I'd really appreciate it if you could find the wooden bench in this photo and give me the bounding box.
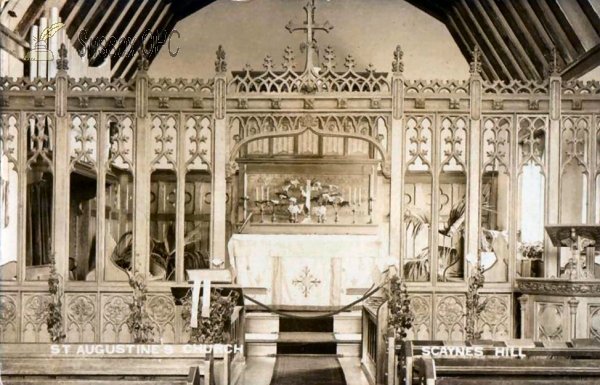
[0,343,244,385]
[397,340,600,385]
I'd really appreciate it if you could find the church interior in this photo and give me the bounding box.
[1,0,600,384]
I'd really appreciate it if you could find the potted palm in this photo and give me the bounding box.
[403,197,466,282]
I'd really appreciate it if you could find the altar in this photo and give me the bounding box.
[228,234,383,308]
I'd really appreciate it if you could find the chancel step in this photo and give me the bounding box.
[245,311,361,357]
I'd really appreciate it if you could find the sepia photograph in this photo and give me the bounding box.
[1,0,600,384]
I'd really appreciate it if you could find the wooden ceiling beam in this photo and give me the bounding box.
[515,0,568,73]
[15,0,45,37]
[498,0,547,74]
[561,43,600,80]
[110,0,163,73]
[480,0,542,81]
[124,14,177,80]
[576,0,600,37]
[454,1,512,80]
[72,0,121,54]
[530,0,578,63]
[87,0,133,65]
[449,10,498,80]
[446,16,492,81]
[69,0,106,51]
[94,0,156,65]
[63,1,90,37]
[546,0,587,54]
[470,0,529,81]
[114,3,172,79]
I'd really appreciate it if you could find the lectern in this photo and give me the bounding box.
[516,225,600,342]
[545,224,600,279]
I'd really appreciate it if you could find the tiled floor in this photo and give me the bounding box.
[242,356,370,385]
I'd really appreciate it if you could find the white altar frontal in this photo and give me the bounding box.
[228,234,384,308]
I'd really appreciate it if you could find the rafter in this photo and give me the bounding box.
[69,0,106,52]
[561,43,600,80]
[115,3,172,79]
[93,0,148,68]
[546,0,586,54]
[575,0,600,37]
[446,16,492,81]
[111,0,163,74]
[454,1,512,80]
[15,0,45,37]
[87,0,137,66]
[72,0,121,54]
[470,0,528,81]
[448,11,497,80]
[498,0,547,73]
[515,0,568,73]
[482,0,541,80]
[530,0,578,63]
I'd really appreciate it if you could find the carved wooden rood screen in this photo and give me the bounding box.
[1,1,600,345]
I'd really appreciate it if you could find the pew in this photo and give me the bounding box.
[0,343,240,385]
[396,339,600,385]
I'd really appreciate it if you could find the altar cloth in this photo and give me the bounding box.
[228,234,383,307]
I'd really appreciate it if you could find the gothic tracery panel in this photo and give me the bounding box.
[560,115,590,224]
[589,305,600,341]
[406,294,432,340]
[536,302,564,341]
[1,113,19,280]
[22,294,51,342]
[0,294,19,342]
[146,294,176,343]
[480,116,512,283]
[478,294,510,340]
[101,294,132,342]
[65,294,97,342]
[435,294,465,340]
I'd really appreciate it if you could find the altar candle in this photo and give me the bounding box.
[261,186,264,201]
[354,188,358,205]
[256,187,259,201]
[359,188,362,205]
[267,186,270,199]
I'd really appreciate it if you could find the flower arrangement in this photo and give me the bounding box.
[519,241,544,259]
[47,253,65,343]
[465,265,488,340]
[384,274,414,341]
[182,289,240,343]
[126,271,156,343]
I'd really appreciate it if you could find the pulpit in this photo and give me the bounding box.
[517,225,600,342]
[228,234,383,309]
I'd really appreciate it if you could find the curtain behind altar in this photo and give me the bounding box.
[229,234,383,307]
[26,175,53,266]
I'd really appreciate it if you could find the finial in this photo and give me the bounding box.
[137,46,149,72]
[215,45,227,73]
[56,43,68,71]
[469,45,482,75]
[392,45,404,74]
[546,46,561,77]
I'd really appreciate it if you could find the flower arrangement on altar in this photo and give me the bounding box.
[518,241,544,260]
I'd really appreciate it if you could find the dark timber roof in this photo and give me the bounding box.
[8,0,600,81]
[406,0,600,81]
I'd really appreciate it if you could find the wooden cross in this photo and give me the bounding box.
[285,0,333,72]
